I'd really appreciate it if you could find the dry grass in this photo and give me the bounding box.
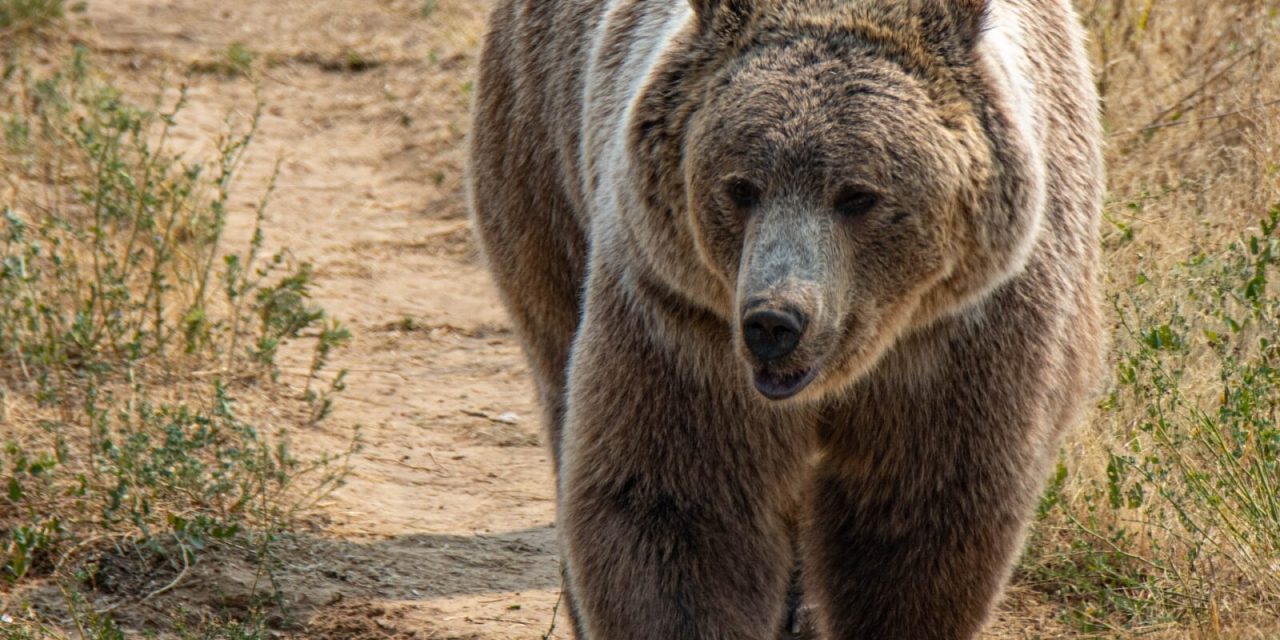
[1017,1,1280,637]
[1085,0,1280,265]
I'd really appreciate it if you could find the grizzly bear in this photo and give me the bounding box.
[467,0,1103,638]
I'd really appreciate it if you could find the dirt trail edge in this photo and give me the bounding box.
[85,1,1059,638]
[89,1,558,638]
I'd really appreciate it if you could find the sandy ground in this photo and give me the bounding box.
[80,1,1069,638]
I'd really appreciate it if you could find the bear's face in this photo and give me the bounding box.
[685,40,979,402]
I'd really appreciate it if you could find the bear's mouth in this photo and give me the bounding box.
[753,366,817,401]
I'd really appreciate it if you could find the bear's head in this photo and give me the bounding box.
[631,0,1044,402]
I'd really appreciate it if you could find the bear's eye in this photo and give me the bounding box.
[725,178,762,210]
[833,188,880,218]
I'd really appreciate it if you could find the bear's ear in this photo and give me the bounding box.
[689,0,753,31]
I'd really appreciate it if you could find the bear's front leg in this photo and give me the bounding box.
[804,336,1058,640]
[804,463,1030,640]
[559,268,812,639]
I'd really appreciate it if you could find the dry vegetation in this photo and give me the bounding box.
[2,1,355,637]
[0,0,1277,638]
[1023,0,1280,636]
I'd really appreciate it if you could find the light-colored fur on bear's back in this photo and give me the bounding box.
[580,1,692,209]
[972,0,1050,291]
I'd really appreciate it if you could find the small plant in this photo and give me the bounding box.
[223,42,257,76]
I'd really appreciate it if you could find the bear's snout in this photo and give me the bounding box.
[742,307,807,363]
[739,301,819,401]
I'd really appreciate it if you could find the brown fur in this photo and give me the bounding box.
[468,0,1103,638]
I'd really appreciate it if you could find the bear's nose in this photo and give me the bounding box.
[742,308,806,363]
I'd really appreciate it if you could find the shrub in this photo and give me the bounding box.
[0,8,354,634]
[1028,207,1280,634]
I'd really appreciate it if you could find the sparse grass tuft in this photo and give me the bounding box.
[0,0,80,42]
[190,42,259,78]
[419,0,439,20]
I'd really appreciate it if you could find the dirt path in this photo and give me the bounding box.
[88,1,562,637]
[83,2,1065,638]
